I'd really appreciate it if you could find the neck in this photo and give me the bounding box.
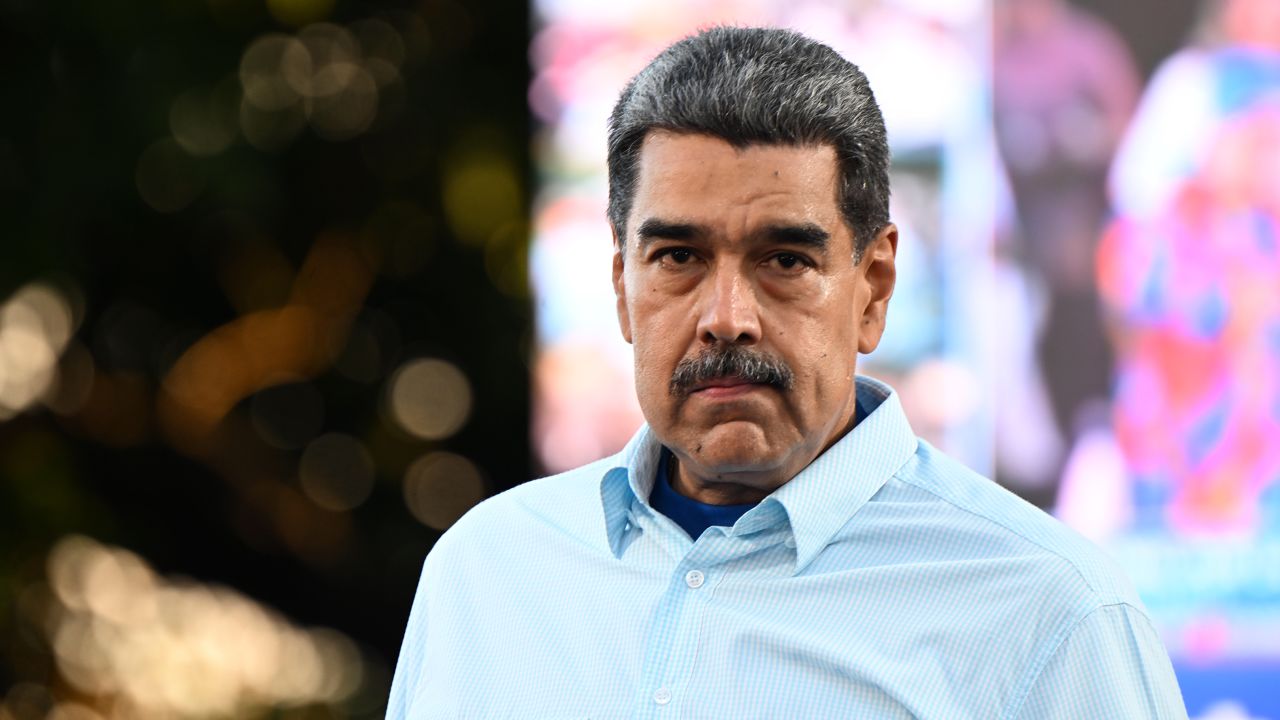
[669,457,779,505]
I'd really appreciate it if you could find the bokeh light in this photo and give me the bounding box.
[403,451,486,530]
[0,282,80,419]
[159,233,374,453]
[240,35,312,112]
[443,148,523,246]
[309,62,380,140]
[385,358,472,441]
[169,80,240,157]
[236,19,405,150]
[299,432,376,511]
[41,535,366,716]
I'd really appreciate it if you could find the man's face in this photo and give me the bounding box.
[613,131,897,501]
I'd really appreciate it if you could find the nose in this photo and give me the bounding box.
[695,263,761,345]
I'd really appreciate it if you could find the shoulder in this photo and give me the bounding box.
[427,455,620,565]
[889,440,1143,610]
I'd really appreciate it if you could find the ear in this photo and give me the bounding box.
[612,227,633,344]
[856,223,898,354]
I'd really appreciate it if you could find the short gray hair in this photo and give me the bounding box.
[606,26,891,255]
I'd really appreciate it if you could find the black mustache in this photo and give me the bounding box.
[669,345,795,396]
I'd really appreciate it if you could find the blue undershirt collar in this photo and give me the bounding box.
[648,448,757,541]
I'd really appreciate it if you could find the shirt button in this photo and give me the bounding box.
[784,536,796,549]
[654,687,672,705]
[685,570,705,588]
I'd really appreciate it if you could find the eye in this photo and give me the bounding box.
[767,252,810,272]
[655,247,696,266]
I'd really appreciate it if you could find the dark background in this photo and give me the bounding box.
[0,0,529,713]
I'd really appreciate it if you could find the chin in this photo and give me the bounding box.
[680,421,789,474]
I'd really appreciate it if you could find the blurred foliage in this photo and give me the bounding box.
[0,0,530,714]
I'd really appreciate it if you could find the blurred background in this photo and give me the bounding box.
[1,0,1277,718]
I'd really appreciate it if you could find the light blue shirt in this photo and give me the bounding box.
[386,376,1186,719]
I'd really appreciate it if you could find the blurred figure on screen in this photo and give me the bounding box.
[1111,0,1280,220]
[1100,0,1280,536]
[993,0,1141,488]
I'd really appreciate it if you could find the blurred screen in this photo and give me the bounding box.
[529,0,1280,716]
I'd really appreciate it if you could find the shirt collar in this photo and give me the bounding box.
[599,375,919,573]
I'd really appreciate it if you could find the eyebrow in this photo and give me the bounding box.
[760,223,830,249]
[634,218,831,251]
[635,218,701,247]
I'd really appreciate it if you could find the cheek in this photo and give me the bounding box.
[630,282,692,342]
[781,308,860,396]
[629,303,689,396]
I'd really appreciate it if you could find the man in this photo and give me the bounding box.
[387,27,1186,719]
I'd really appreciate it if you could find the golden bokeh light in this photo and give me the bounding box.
[298,432,376,511]
[41,535,366,717]
[385,358,472,441]
[81,547,158,627]
[0,323,56,417]
[159,233,374,455]
[403,451,486,530]
[443,151,523,246]
[47,534,97,611]
[296,23,360,79]
[310,62,379,140]
[4,283,76,351]
[0,282,82,418]
[169,80,240,156]
[239,34,311,112]
[237,21,403,150]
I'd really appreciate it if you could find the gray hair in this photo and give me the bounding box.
[606,26,891,256]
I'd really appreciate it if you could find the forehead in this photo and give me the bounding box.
[629,131,843,230]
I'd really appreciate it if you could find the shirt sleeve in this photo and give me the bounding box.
[384,556,432,720]
[1011,603,1188,720]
